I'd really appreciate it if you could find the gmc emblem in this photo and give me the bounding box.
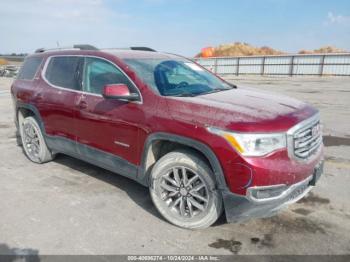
[312,123,321,137]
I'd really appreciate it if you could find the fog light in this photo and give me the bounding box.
[250,185,287,200]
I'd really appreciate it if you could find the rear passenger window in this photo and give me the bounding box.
[45,56,81,90]
[18,57,43,80]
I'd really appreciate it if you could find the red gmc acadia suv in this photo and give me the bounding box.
[11,45,324,229]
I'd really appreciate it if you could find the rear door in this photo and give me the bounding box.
[39,56,83,153]
[74,56,143,176]
[13,56,44,125]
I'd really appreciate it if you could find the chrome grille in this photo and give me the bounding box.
[288,114,323,160]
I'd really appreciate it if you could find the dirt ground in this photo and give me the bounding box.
[0,76,349,256]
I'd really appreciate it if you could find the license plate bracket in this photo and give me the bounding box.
[309,161,324,186]
[287,183,309,202]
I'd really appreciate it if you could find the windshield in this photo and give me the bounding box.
[123,58,233,97]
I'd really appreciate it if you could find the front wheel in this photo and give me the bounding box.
[150,150,223,229]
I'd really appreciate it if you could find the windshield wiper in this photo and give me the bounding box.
[167,87,231,97]
[198,88,231,96]
[171,92,196,97]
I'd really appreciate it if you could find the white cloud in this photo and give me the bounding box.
[326,12,350,26]
[0,0,122,24]
[0,0,131,53]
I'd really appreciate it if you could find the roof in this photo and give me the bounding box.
[28,48,182,61]
[29,44,186,60]
[102,49,181,60]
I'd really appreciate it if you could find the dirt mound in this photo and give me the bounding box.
[299,46,348,54]
[0,58,8,65]
[197,43,349,57]
[197,42,285,57]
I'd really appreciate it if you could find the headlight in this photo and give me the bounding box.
[208,127,286,157]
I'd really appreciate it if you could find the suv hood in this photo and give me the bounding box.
[166,87,318,132]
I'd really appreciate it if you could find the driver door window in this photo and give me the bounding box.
[83,57,133,95]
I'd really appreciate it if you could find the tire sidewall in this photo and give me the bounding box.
[150,151,223,229]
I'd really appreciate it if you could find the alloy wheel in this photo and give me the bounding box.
[22,122,41,160]
[159,167,209,218]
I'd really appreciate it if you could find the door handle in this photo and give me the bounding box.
[77,100,88,109]
[35,93,43,101]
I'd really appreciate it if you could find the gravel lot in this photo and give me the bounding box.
[0,76,349,256]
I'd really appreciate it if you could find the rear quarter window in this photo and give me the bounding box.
[44,56,81,90]
[17,57,43,80]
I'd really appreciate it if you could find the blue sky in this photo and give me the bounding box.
[0,0,349,56]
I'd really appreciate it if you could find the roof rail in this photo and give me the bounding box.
[35,44,98,53]
[130,47,156,52]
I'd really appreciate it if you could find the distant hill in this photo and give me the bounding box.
[197,42,349,57]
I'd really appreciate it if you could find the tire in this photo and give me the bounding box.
[15,129,22,146]
[150,150,223,229]
[18,114,54,164]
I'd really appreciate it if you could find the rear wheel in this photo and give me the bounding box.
[150,150,223,229]
[18,115,54,164]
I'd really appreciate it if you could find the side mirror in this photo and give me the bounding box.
[102,84,139,101]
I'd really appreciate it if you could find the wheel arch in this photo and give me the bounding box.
[138,132,228,190]
[16,103,46,135]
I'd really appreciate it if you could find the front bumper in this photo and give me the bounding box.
[222,160,323,223]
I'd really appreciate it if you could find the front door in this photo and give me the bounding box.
[75,57,143,178]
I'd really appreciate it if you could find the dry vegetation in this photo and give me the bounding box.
[197,42,349,57]
[0,58,8,65]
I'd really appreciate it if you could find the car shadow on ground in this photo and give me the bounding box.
[0,243,40,262]
[53,154,165,221]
